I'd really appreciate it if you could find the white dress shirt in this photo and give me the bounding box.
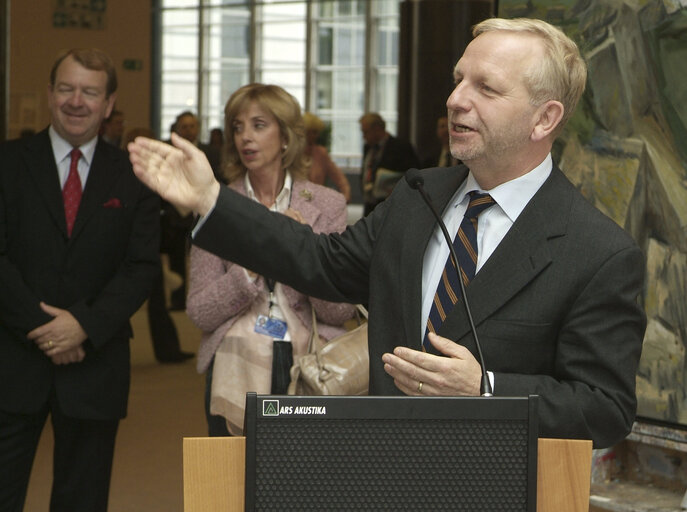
[244,171,294,340]
[49,126,97,189]
[243,171,293,214]
[420,154,553,341]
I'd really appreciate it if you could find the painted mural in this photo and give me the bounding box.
[498,0,687,425]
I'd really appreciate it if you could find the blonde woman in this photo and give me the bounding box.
[186,84,355,435]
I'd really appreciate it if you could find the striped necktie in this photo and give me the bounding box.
[63,148,83,237]
[423,191,495,352]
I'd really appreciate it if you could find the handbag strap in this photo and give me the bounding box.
[308,307,327,366]
[309,306,321,353]
[308,304,368,356]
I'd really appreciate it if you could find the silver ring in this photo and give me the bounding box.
[417,381,423,393]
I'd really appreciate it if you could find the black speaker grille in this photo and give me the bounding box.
[253,418,530,511]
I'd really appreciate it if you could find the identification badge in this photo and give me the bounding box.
[255,315,288,340]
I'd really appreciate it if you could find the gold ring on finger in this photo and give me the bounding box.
[417,381,423,393]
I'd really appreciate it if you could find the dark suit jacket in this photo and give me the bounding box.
[0,129,159,420]
[194,163,646,448]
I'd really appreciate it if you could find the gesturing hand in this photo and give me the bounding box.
[381,332,482,397]
[128,132,221,216]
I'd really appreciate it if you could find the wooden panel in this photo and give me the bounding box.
[184,436,592,511]
[537,438,592,512]
[183,437,245,512]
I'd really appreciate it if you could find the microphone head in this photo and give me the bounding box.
[405,168,424,190]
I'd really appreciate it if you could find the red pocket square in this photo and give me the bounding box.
[103,198,122,208]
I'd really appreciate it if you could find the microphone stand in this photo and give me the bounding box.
[407,170,493,397]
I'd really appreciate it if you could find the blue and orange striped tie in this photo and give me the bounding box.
[423,191,495,352]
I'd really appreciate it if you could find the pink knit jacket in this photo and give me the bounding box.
[187,178,356,373]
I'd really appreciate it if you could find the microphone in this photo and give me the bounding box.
[406,169,493,396]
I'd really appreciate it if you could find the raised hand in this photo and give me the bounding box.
[128,132,221,216]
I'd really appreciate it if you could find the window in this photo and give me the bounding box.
[157,0,399,170]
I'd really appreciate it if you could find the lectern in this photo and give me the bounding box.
[183,394,592,511]
[184,397,592,512]
[244,394,538,511]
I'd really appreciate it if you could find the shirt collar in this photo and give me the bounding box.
[49,125,98,166]
[458,153,553,222]
[244,171,293,213]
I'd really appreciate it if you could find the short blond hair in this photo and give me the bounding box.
[222,83,308,183]
[473,18,587,134]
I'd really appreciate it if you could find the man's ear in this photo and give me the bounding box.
[531,100,564,142]
[105,93,118,119]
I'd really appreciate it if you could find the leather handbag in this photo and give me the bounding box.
[288,305,369,396]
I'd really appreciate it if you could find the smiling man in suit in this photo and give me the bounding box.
[129,18,646,450]
[0,49,159,511]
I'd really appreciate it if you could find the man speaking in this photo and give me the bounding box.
[129,18,646,449]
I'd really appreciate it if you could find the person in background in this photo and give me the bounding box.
[303,112,351,202]
[124,127,194,364]
[359,112,419,215]
[0,48,159,511]
[129,17,647,449]
[166,112,229,311]
[162,112,199,310]
[185,84,355,435]
[101,109,125,148]
[209,127,223,152]
[173,111,223,182]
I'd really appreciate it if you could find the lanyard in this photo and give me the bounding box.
[266,278,278,318]
[262,177,294,318]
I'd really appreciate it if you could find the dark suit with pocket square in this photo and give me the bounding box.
[0,129,159,510]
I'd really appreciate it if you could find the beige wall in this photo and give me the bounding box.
[8,0,151,141]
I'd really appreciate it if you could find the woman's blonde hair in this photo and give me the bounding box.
[473,18,587,135]
[222,83,308,183]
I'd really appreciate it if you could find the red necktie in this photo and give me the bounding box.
[63,148,83,237]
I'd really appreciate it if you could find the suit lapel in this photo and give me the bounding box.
[438,168,571,345]
[399,166,469,349]
[22,131,69,236]
[70,140,121,240]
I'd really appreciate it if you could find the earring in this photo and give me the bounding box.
[282,144,288,151]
